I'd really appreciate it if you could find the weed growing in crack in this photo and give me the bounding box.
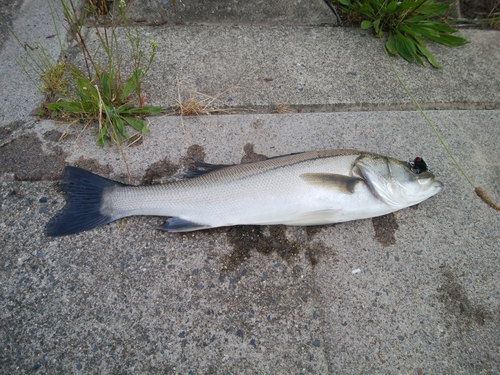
[47,0,162,146]
[332,0,468,68]
[6,0,162,146]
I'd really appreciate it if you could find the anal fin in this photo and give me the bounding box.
[159,217,212,232]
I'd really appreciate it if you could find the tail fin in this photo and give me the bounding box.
[45,166,124,237]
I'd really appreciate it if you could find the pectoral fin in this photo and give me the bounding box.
[301,173,361,194]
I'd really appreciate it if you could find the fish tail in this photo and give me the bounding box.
[45,166,124,237]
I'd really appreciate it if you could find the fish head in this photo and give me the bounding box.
[354,153,444,209]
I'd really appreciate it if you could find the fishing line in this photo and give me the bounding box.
[384,46,499,211]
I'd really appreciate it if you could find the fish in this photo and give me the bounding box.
[45,149,443,237]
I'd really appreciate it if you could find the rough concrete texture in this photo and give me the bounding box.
[0,0,72,128]
[72,26,500,110]
[1,111,499,374]
[119,0,336,26]
[0,0,24,50]
[1,0,500,374]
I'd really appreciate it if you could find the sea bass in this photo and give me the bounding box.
[45,150,443,237]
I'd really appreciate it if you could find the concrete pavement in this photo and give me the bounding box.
[1,0,499,374]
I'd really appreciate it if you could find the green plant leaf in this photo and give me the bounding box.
[386,32,398,55]
[416,43,441,68]
[113,115,127,139]
[124,106,163,115]
[386,0,397,13]
[395,31,414,63]
[338,0,351,6]
[394,0,426,12]
[121,71,139,101]
[414,52,424,66]
[100,71,110,101]
[434,34,469,47]
[97,126,107,147]
[373,18,381,35]
[400,34,417,57]
[122,116,148,133]
[361,20,373,29]
[412,25,468,47]
[417,3,449,17]
[416,22,457,34]
[359,3,375,16]
[45,101,83,113]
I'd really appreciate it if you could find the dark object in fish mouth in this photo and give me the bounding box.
[407,157,427,174]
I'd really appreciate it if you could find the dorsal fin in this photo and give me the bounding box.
[184,162,235,179]
[266,151,305,160]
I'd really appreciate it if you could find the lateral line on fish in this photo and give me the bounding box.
[211,150,361,183]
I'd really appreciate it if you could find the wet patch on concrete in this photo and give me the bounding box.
[307,241,329,268]
[241,143,268,164]
[74,157,114,177]
[181,144,206,167]
[141,157,181,185]
[305,225,327,239]
[141,144,206,184]
[437,267,490,326]
[0,133,67,180]
[305,225,334,267]
[223,225,335,272]
[42,129,64,142]
[223,226,300,272]
[372,213,399,247]
[251,119,265,129]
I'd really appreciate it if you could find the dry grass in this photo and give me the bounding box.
[272,104,294,114]
[176,89,232,116]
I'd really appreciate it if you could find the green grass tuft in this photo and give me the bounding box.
[333,0,468,68]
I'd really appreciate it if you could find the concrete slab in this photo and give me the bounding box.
[0,0,23,50]
[1,0,499,373]
[69,26,500,110]
[119,0,337,26]
[1,110,499,373]
[0,0,70,128]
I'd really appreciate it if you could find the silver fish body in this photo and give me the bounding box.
[45,150,443,236]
